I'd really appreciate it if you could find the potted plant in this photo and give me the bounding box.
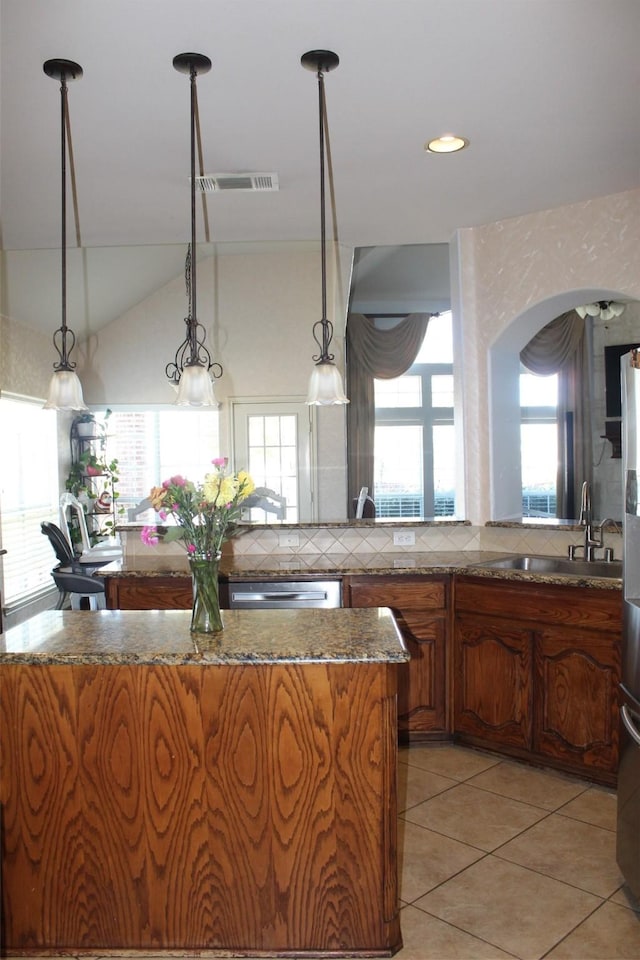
[65,451,121,545]
[74,412,100,439]
[73,408,113,439]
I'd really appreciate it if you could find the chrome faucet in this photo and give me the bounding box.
[569,481,615,561]
[579,479,591,527]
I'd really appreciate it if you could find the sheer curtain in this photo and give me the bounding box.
[345,312,431,515]
[520,310,591,518]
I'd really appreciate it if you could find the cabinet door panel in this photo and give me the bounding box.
[455,616,532,749]
[397,617,446,734]
[346,576,448,735]
[534,627,619,772]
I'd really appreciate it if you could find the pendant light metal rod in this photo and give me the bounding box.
[43,58,83,373]
[168,52,222,399]
[189,60,198,364]
[60,73,69,364]
[317,62,328,340]
[301,50,339,365]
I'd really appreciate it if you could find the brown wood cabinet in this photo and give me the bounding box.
[454,576,622,784]
[344,575,450,739]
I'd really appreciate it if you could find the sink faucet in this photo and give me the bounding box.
[568,481,615,561]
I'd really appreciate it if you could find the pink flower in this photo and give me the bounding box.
[170,475,187,486]
[158,510,168,521]
[141,525,159,546]
[211,457,228,468]
[186,543,196,553]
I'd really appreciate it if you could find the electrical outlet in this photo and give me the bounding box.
[393,531,415,547]
[279,533,300,548]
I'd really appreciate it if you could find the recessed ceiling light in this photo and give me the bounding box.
[425,134,469,154]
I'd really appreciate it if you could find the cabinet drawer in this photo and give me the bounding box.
[347,576,446,611]
[106,575,192,610]
[455,577,621,632]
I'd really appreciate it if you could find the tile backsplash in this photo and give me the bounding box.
[121,522,623,562]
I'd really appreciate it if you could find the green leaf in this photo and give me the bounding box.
[163,527,185,543]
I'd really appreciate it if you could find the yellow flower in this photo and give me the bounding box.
[149,485,168,510]
[203,473,237,507]
[237,470,255,499]
[218,476,238,505]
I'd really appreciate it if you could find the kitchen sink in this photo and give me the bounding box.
[477,555,622,579]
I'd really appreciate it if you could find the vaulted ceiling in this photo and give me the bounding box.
[2,0,639,332]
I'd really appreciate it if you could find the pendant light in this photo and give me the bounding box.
[576,301,626,322]
[42,58,88,411]
[301,50,349,406]
[167,52,222,407]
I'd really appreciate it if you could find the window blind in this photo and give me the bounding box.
[0,396,60,608]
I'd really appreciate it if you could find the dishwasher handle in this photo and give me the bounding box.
[232,590,330,604]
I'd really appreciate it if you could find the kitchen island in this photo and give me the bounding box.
[0,608,408,957]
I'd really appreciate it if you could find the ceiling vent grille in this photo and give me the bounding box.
[195,173,279,193]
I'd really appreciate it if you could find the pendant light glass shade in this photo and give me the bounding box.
[43,369,87,411]
[307,361,348,406]
[175,362,218,407]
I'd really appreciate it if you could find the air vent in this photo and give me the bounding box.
[195,173,279,193]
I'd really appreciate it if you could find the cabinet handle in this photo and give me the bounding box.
[621,703,640,747]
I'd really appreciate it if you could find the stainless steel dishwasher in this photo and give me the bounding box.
[227,579,342,609]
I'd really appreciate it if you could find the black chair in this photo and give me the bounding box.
[41,522,106,610]
[41,521,78,567]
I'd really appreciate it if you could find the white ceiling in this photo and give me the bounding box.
[2,0,640,332]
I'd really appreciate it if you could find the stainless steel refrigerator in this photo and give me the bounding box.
[617,349,640,897]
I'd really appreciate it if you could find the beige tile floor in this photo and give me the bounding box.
[6,745,640,960]
[396,743,640,959]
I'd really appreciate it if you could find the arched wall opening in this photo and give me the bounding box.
[488,288,633,521]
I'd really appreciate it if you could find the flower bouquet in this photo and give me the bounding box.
[141,458,255,633]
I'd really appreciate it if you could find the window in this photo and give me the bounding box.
[0,396,60,608]
[231,399,315,522]
[247,413,299,520]
[93,407,220,522]
[520,370,558,517]
[373,312,455,518]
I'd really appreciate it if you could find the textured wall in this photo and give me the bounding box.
[0,315,53,398]
[455,188,640,523]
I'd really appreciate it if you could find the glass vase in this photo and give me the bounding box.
[188,551,223,634]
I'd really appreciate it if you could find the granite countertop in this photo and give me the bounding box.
[98,549,488,578]
[0,608,409,666]
[97,550,623,591]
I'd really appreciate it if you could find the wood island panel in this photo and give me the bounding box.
[0,609,406,956]
[0,658,401,955]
